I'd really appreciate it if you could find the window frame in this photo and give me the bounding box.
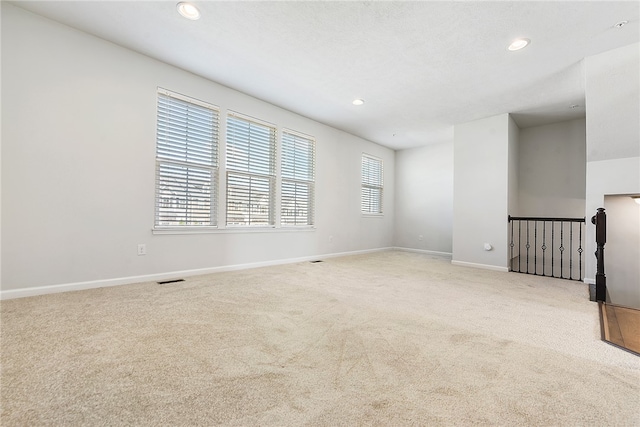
[225,112,277,228]
[361,153,384,215]
[154,88,220,230]
[280,129,316,227]
[152,89,320,235]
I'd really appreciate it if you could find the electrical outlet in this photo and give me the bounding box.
[418,235,423,241]
[137,244,146,256]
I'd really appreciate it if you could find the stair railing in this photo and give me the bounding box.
[508,216,586,281]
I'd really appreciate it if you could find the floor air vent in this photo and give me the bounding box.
[310,260,324,263]
[157,279,185,285]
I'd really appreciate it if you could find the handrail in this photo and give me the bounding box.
[508,216,586,222]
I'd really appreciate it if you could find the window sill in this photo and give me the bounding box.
[152,226,316,235]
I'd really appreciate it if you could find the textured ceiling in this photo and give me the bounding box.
[9,1,640,150]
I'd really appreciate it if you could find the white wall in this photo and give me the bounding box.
[0,4,395,296]
[586,44,640,164]
[0,3,3,294]
[603,195,640,308]
[508,116,519,218]
[452,113,512,270]
[394,142,453,253]
[518,119,586,217]
[584,43,640,296]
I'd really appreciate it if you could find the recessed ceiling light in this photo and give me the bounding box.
[508,38,530,51]
[614,20,629,29]
[352,99,365,106]
[177,2,200,20]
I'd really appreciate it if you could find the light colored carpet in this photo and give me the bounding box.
[1,250,639,426]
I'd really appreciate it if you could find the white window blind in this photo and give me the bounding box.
[226,114,276,226]
[281,131,315,226]
[361,154,383,214]
[155,89,219,227]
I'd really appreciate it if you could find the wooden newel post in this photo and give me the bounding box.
[591,208,606,302]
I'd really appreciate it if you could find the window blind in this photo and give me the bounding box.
[361,154,383,214]
[155,90,219,227]
[226,114,276,226]
[281,131,315,226]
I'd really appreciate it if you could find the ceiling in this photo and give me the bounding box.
[9,1,640,150]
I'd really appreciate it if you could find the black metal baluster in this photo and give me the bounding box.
[526,220,530,274]
[542,221,547,276]
[551,221,555,277]
[559,221,565,279]
[518,220,522,273]
[569,222,574,280]
[578,221,584,281]
[509,216,514,272]
[533,220,537,275]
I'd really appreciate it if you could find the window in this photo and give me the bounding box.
[155,89,219,227]
[361,154,383,214]
[281,131,315,226]
[226,113,276,226]
[154,89,316,232]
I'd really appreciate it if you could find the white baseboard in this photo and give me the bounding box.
[583,277,595,285]
[0,247,394,300]
[393,247,452,257]
[451,260,509,272]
